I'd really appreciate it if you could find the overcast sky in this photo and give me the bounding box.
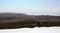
[0,0,60,15]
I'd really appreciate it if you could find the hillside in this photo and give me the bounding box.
[0,13,60,29]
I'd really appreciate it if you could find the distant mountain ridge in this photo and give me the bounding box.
[0,13,60,22]
[0,13,28,19]
[0,13,27,16]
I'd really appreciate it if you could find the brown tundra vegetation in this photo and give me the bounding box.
[0,13,60,29]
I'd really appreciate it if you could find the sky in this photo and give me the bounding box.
[0,0,60,15]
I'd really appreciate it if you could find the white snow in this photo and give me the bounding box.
[0,27,60,33]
